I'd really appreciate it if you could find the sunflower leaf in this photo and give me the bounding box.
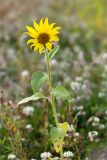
[17,92,45,106]
[51,86,71,101]
[31,71,47,93]
[50,127,65,153]
[48,45,59,60]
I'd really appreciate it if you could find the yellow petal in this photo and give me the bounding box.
[50,36,59,42]
[49,23,56,29]
[34,46,38,51]
[51,31,60,35]
[34,43,42,51]
[30,44,35,49]
[39,18,44,27]
[26,25,37,36]
[33,20,39,31]
[25,32,37,38]
[27,39,37,44]
[44,17,49,26]
[39,45,44,54]
[51,27,61,34]
[53,27,61,30]
[46,42,52,51]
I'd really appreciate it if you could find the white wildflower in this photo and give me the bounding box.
[70,81,81,92]
[99,124,105,130]
[26,124,33,131]
[73,132,80,138]
[88,131,98,137]
[63,151,74,158]
[88,131,98,142]
[22,106,34,116]
[68,124,74,132]
[20,70,30,81]
[8,153,17,160]
[40,152,52,160]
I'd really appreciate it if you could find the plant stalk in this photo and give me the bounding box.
[45,51,64,159]
[45,52,59,127]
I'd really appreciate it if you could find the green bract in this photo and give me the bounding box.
[48,45,59,60]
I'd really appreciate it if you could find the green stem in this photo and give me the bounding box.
[45,52,58,127]
[45,51,63,159]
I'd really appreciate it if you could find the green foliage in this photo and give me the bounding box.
[50,127,65,153]
[52,86,71,101]
[31,71,47,93]
[48,46,59,60]
[1,1,107,159]
[18,93,45,105]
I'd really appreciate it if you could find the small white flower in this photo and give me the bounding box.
[68,124,74,132]
[8,153,17,160]
[93,117,100,123]
[40,152,52,159]
[99,124,105,130]
[20,70,30,81]
[21,70,29,77]
[21,138,25,142]
[88,131,98,138]
[70,81,81,92]
[78,111,86,116]
[63,151,74,158]
[73,105,83,111]
[92,122,99,127]
[73,132,80,138]
[88,116,100,124]
[26,124,33,131]
[88,131,98,142]
[22,106,34,116]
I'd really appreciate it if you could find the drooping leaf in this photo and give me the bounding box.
[50,127,65,153]
[31,71,47,93]
[18,93,45,106]
[58,122,69,133]
[48,45,59,60]
[52,86,71,101]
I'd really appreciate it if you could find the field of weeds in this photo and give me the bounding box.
[0,0,107,160]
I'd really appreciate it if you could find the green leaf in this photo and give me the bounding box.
[17,93,45,106]
[50,127,65,153]
[31,71,47,93]
[52,86,71,101]
[48,45,59,60]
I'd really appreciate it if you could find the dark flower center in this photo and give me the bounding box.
[38,33,49,45]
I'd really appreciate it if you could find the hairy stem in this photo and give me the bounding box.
[45,51,63,159]
[45,52,59,127]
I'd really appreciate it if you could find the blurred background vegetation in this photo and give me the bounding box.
[0,0,107,159]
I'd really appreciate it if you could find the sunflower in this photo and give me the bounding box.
[25,18,61,54]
